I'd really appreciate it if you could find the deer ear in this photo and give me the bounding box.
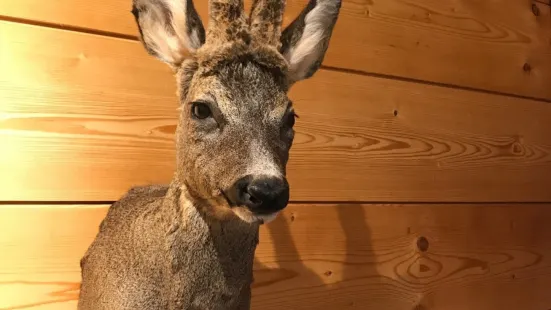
[132,0,205,67]
[280,0,341,83]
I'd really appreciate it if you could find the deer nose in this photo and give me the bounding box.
[231,176,289,213]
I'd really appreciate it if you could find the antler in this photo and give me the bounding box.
[206,0,250,44]
[249,0,286,47]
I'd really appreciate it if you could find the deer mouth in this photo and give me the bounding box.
[221,189,234,207]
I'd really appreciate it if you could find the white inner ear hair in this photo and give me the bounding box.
[140,0,202,65]
[166,0,202,52]
[284,2,339,79]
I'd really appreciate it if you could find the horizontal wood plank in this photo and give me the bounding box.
[2,21,551,202]
[1,203,551,309]
[1,0,550,100]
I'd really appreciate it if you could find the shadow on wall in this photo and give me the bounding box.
[251,204,393,309]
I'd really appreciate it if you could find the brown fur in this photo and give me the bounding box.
[78,0,341,309]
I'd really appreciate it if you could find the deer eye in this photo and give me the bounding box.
[285,111,298,128]
[191,102,212,119]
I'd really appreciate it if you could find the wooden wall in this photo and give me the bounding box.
[1,0,550,309]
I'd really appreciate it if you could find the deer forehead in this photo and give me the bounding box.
[184,64,290,124]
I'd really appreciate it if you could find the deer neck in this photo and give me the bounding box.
[163,180,259,291]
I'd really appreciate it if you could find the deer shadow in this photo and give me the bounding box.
[251,204,388,309]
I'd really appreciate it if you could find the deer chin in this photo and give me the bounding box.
[232,207,280,224]
[254,212,280,224]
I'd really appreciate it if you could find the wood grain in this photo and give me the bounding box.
[2,21,551,202]
[1,204,551,309]
[1,0,550,100]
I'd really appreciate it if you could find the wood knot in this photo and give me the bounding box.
[417,236,429,252]
[393,109,399,117]
[523,63,532,72]
[155,124,177,135]
[512,142,523,154]
[290,213,296,222]
[532,3,540,16]
[324,270,333,277]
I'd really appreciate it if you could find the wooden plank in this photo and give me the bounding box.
[2,21,551,202]
[1,203,551,309]
[1,0,550,100]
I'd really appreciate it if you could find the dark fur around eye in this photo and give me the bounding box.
[191,102,212,120]
[285,112,298,127]
[280,111,297,142]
